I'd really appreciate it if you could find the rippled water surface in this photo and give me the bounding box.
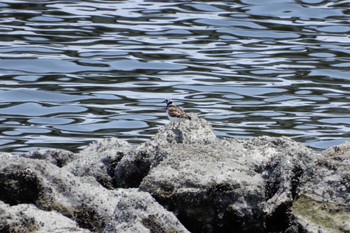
[1,0,350,153]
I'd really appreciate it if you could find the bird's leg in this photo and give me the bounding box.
[176,119,182,129]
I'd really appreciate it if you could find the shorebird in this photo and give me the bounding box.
[162,99,191,122]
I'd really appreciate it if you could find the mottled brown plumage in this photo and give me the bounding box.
[163,99,191,122]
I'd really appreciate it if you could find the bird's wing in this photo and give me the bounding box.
[168,106,191,119]
[168,106,184,118]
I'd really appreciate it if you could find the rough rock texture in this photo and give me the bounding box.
[0,157,120,232]
[150,113,217,145]
[0,201,90,233]
[0,115,349,233]
[114,114,216,188]
[112,115,318,232]
[138,136,316,233]
[0,201,37,233]
[64,138,133,189]
[23,149,77,167]
[103,189,190,233]
[290,142,350,233]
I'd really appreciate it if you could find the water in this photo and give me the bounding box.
[1,0,350,153]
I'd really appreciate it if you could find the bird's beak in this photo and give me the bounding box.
[162,100,166,103]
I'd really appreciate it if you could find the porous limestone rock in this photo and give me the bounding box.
[290,142,350,233]
[114,113,216,189]
[114,115,317,232]
[138,136,316,232]
[151,113,217,145]
[0,157,120,232]
[0,201,90,233]
[23,149,77,167]
[64,138,133,188]
[103,189,189,233]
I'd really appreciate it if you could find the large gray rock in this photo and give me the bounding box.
[103,189,189,233]
[23,149,77,167]
[112,116,317,232]
[0,157,120,232]
[291,142,350,233]
[138,136,316,233]
[0,201,36,233]
[249,136,317,232]
[114,114,216,189]
[0,201,90,233]
[151,113,217,145]
[0,150,190,233]
[64,138,133,188]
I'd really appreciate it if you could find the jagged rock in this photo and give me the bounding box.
[0,157,120,232]
[138,135,316,233]
[113,150,151,188]
[290,142,350,233]
[103,189,189,233]
[64,138,132,188]
[114,114,216,188]
[23,149,77,167]
[0,152,21,160]
[0,201,90,233]
[151,113,216,145]
[139,141,264,232]
[0,201,36,233]
[250,137,317,232]
[112,115,317,232]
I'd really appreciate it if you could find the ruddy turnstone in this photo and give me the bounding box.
[163,99,191,122]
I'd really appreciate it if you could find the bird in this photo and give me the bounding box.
[162,99,191,122]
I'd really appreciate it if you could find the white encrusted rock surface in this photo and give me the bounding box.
[64,138,133,188]
[103,189,190,233]
[0,201,90,233]
[290,142,350,233]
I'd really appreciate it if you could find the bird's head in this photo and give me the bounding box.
[162,99,173,106]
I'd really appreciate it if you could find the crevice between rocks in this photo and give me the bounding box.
[0,169,41,206]
[263,161,306,233]
[114,151,152,188]
[142,214,169,233]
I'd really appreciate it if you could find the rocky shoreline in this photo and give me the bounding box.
[0,114,349,233]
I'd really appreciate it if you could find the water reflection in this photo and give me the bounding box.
[0,0,350,152]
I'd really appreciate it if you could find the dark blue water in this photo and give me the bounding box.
[1,0,350,152]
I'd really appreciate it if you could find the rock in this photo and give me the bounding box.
[0,152,22,160]
[250,137,317,232]
[290,142,350,233]
[138,136,316,233]
[0,157,120,232]
[23,149,77,167]
[0,201,90,233]
[114,114,216,188]
[113,115,318,232]
[140,141,264,232]
[103,189,189,233]
[64,138,132,189]
[113,150,151,189]
[151,113,217,145]
[0,201,36,233]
